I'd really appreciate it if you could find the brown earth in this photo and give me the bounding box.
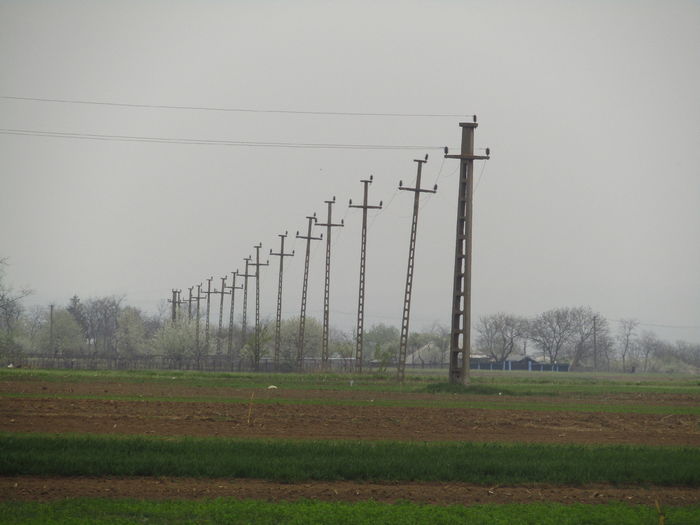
[2,379,699,505]
[2,476,699,506]
[2,379,699,406]
[2,395,699,446]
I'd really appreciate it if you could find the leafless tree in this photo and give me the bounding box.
[616,318,639,372]
[476,313,526,361]
[527,307,576,364]
[568,307,598,370]
[0,258,32,351]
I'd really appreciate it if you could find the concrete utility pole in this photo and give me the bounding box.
[396,155,437,382]
[167,289,180,325]
[444,119,490,384]
[249,243,269,370]
[239,257,254,351]
[187,286,194,321]
[211,276,231,355]
[176,290,188,322]
[315,197,344,368]
[193,284,206,368]
[202,277,214,353]
[349,176,382,373]
[296,213,322,370]
[225,271,243,364]
[270,232,294,370]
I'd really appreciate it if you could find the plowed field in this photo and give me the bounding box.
[2,374,699,505]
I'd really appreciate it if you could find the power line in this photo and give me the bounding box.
[1,95,473,118]
[0,128,448,151]
[607,318,700,330]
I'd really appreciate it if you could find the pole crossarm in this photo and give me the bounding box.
[296,213,322,370]
[444,120,490,385]
[349,176,382,373]
[270,232,295,370]
[315,197,344,367]
[397,154,436,382]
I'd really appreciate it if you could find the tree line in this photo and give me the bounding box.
[1,259,698,373]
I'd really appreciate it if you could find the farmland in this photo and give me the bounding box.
[1,369,699,523]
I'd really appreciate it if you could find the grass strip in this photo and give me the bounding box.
[3,368,699,395]
[1,499,699,525]
[2,433,699,486]
[3,391,699,415]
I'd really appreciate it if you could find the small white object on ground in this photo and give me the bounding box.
[267,385,278,390]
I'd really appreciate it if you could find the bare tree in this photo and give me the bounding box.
[84,296,124,355]
[616,318,639,372]
[638,330,663,373]
[527,307,576,364]
[0,258,32,352]
[476,313,526,361]
[568,307,598,370]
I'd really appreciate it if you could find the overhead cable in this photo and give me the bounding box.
[0,128,447,151]
[1,95,472,118]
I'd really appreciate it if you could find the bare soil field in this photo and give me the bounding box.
[2,376,699,505]
[2,390,699,446]
[2,476,699,506]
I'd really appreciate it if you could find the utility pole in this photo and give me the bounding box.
[270,232,294,370]
[167,289,179,325]
[250,243,269,370]
[202,277,214,353]
[296,213,322,370]
[193,284,206,368]
[176,290,188,322]
[187,286,194,321]
[210,276,231,355]
[444,119,490,384]
[315,197,344,368]
[225,271,243,365]
[349,176,382,373]
[239,257,254,351]
[49,304,55,356]
[397,155,437,382]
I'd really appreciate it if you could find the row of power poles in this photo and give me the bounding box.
[168,122,489,383]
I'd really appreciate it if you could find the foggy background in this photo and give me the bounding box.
[1,0,699,343]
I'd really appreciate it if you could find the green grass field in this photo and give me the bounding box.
[2,499,699,525]
[2,432,698,485]
[2,368,699,524]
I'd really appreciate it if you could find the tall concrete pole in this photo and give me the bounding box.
[315,197,344,368]
[444,120,489,384]
[396,155,437,381]
[296,214,322,370]
[270,232,294,370]
[349,176,382,373]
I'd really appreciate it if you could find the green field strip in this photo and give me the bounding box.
[2,433,699,486]
[3,369,699,396]
[1,499,699,525]
[3,391,699,415]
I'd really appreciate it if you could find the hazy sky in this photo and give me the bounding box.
[1,0,699,343]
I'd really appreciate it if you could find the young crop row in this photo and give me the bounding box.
[2,433,699,486]
[2,498,699,525]
[3,390,698,415]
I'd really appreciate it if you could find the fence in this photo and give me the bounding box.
[3,352,569,374]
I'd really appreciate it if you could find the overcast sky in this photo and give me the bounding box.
[1,0,699,343]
